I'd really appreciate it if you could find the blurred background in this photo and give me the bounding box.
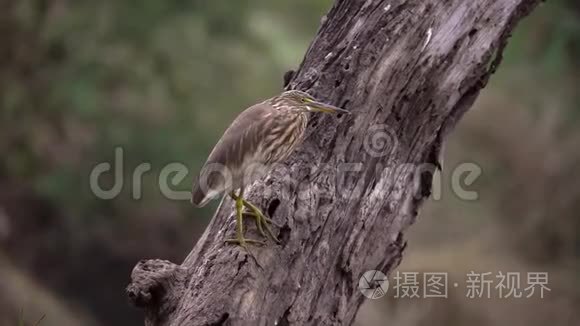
[0,0,578,325]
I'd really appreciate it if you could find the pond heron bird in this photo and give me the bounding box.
[191,90,349,247]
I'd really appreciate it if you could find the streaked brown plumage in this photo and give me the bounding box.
[191,89,348,246]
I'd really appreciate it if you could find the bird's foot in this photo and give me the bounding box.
[224,192,262,248]
[224,192,278,248]
[241,200,280,244]
[228,192,280,244]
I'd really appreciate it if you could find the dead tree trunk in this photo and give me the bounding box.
[127,0,540,325]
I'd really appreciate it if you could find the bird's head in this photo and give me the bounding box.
[273,90,350,114]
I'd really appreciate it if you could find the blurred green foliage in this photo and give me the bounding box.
[1,0,332,221]
[499,0,580,122]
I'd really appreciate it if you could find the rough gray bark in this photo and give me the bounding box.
[126,0,541,325]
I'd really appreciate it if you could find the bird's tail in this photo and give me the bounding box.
[192,179,224,207]
[191,181,210,207]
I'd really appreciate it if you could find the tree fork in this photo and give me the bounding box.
[127,0,542,325]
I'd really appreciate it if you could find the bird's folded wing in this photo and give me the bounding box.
[191,102,274,207]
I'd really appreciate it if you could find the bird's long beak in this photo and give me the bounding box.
[308,100,350,114]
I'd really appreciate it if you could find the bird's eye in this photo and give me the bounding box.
[301,98,308,103]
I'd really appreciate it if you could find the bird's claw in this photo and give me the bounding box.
[226,192,280,247]
[242,212,281,228]
[241,201,280,244]
[242,211,280,244]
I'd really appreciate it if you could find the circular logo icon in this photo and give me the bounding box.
[363,124,398,158]
[359,270,389,299]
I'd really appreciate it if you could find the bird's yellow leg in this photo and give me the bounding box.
[241,199,280,244]
[225,189,264,247]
